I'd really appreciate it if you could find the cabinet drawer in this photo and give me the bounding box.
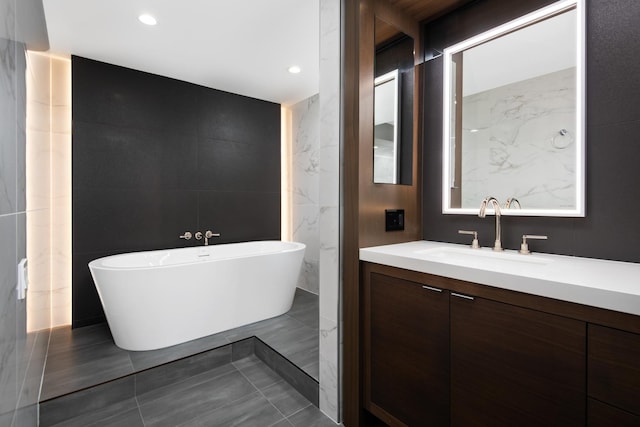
[588,324,640,415]
[588,398,640,427]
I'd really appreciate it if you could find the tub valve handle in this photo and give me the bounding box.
[204,230,220,246]
[179,232,192,240]
[194,231,203,240]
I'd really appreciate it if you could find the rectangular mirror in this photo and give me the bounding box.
[374,69,400,184]
[374,16,414,185]
[442,0,585,216]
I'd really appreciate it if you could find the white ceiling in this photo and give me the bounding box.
[42,0,319,106]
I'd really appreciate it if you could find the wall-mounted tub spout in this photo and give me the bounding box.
[194,230,221,245]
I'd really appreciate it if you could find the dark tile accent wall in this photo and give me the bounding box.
[421,0,640,263]
[72,56,281,327]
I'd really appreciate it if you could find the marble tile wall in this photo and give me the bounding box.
[0,1,51,423]
[318,0,341,422]
[25,52,72,331]
[49,56,72,327]
[25,51,51,333]
[291,94,320,295]
[460,67,577,209]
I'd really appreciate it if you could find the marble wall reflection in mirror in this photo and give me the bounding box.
[374,17,414,185]
[442,0,585,216]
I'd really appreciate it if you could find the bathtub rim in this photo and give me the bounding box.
[88,240,306,272]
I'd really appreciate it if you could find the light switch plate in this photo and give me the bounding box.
[385,209,405,231]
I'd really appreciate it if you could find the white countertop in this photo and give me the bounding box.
[360,240,640,316]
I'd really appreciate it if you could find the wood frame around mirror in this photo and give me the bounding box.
[442,0,586,217]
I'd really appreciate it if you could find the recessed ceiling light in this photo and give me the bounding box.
[288,65,301,74]
[138,14,157,26]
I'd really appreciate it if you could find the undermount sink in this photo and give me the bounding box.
[416,245,552,268]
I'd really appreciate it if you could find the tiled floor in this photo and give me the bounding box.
[40,289,335,426]
[44,354,335,427]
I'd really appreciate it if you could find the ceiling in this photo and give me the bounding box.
[42,0,319,106]
[42,0,474,106]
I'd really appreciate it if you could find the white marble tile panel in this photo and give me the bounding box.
[319,208,339,324]
[291,93,321,296]
[25,130,50,212]
[25,52,50,105]
[292,95,320,207]
[460,68,577,209]
[50,286,71,327]
[51,57,72,134]
[293,205,320,294]
[318,0,341,421]
[319,316,339,421]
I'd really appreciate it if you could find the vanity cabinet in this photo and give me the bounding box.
[363,270,450,426]
[450,294,585,427]
[362,261,640,427]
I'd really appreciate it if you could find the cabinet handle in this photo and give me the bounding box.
[422,285,443,293]
[451,292,474,300]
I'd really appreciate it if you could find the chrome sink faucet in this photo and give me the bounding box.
[479,196,503,251]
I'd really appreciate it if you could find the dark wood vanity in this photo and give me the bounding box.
[362,261,640,427]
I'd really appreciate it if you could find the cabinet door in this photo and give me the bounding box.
[364,272,450,426]
[588,324,640,416]
[588,398,640,427]
[450,294,586,427]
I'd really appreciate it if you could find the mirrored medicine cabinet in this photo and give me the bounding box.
[373,16,414,185]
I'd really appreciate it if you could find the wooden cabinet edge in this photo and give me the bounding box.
[361,261,640,334]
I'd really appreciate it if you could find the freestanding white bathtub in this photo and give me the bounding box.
[89,240,305,351]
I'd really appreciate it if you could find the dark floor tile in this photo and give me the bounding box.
[178,391,284,427]
[286,307,319,330]
[233,355,283,390]
[128,330,230,371]
[40,376,135,427]
[231,338,255,361]
[262,380,312,417]
[84,407,144,427]
[290,289,318,310]
[223,315,306,343]
[301,360,320,380]
[12,403,37,427]
[135,345,232,395]
[255,340,318,407]
[0,411,14,427]
[262,325,319,371]
[46,324,114,356]
[282,339,319,373]
[47,398,140,427]
[269,419,295,427]
[136,363,237,406]
[287,405,338,427]
[288,289,318,317]
[139,370,257,426]
[39,286,320,426]
[44,339,132,374]
[41,344,135,400]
